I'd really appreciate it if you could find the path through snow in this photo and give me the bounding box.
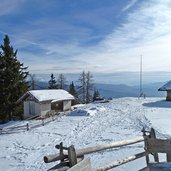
[0,97,171,171]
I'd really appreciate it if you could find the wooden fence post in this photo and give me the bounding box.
[59,142,65,162]
[150,128,159,162]
[52,115,54,121]
[26,123,29,131]
[142,127,150,165]
[42,118,44,126]
[68,145,77,167]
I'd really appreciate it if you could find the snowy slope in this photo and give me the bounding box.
[0,97,171,171]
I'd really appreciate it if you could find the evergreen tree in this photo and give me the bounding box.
[48,73,57,89]
[57,73,66,89]
[0,35,29,123]
[93,89,100,101]
[69,81,78,104]
[69,82,76,96]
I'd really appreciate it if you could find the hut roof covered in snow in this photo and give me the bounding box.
[158,81,171,91]
[18,89,74,103]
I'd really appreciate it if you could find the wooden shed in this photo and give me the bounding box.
[158,81,171,101]
[18,89,74,118]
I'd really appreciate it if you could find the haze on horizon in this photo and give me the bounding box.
[0,0,171,84]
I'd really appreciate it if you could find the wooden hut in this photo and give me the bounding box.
[158,81,171,101]
[18,89,74,118]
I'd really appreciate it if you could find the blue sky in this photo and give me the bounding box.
[0,0,171,84]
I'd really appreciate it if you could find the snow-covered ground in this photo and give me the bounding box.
[1,97,171,171]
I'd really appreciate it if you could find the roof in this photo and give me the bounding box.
[19,89,74,103]
[158,81,171,91]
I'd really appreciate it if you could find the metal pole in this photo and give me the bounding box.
[140,55,142,97]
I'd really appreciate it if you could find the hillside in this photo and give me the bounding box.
[0,97,171,171]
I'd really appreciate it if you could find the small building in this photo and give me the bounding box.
[158,81,171,101]
[18,89,74,118]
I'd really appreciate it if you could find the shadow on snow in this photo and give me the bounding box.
[143,100,171,108]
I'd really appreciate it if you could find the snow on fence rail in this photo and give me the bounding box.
[44,133,146,170]
[96,151,147,171]
[44,137,144,163]
[44,128,171,171]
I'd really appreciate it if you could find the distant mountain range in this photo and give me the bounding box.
[95,82,165,98]
[33,81,165,98]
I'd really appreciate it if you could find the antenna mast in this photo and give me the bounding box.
[140,55,143,97]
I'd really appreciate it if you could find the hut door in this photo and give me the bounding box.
[29,101,35,115]
[51,101,63,112]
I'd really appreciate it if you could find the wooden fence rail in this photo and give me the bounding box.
[0,115,58,134]
[96,151,147,171]
[44,134,147,171]
[44,128,171,171]
[44,136,144,163]
[76,136,144,156]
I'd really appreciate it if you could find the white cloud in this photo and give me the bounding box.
[8,0,171,74]
[80,0,171,73]
[122,0,139,12]
[0,0,25,16]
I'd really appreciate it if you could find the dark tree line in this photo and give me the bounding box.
[0,35,29,123]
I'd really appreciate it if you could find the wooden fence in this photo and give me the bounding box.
[0,114,59,134]
[44,128,171,171]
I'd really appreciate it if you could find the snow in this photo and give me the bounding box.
[20,89,74,102]
[1,97,171,171]
[69,106,106,116]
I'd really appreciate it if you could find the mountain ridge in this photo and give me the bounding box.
[32,81,165,98]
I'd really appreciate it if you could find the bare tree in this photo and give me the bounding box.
[78,71,86,103]
[86,71,94,103]
[57,73,66,89]
[29,74,36,90]
[78,71,94,104]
